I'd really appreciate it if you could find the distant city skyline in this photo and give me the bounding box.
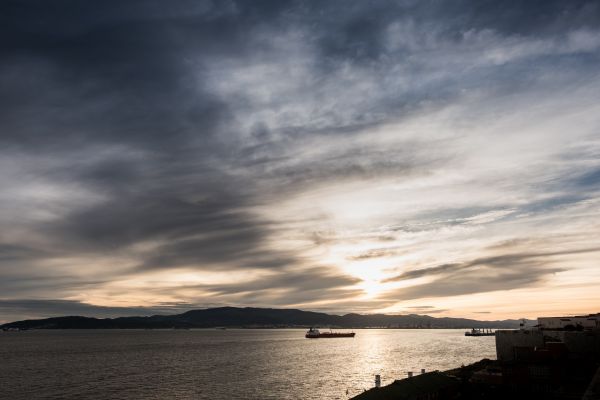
[1,0,600,323]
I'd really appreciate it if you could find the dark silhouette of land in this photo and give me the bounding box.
[0,306,530,330]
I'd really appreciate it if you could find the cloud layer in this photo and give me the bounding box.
[1,0,600,321]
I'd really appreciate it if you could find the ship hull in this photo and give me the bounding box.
[305,332,355,338]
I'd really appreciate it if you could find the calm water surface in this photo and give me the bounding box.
[0,329,495,399]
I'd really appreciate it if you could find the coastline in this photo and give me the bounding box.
[351,319,600,400]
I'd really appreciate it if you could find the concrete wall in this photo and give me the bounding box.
[496,330,545,362]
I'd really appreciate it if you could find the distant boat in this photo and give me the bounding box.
[465,328,495,336]
[305,327,355,338]
[2,327,24,332]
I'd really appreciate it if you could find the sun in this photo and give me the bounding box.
[340,258,391,298]
[359,278,386,298]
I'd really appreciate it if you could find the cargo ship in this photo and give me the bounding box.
[305,327,355,338]
[465,328,495,336]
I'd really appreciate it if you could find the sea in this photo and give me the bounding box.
[0,329,496,399]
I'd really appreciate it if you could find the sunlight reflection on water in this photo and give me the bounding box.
[0,329,496,399]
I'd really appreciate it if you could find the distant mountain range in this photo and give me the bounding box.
[0,307,532,330]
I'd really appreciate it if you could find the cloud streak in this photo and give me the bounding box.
[381,246,600,302]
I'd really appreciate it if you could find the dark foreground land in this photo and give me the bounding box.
[354,358,600,400]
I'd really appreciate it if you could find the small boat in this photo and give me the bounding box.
[465,328,495,336]
[305,327,355,338]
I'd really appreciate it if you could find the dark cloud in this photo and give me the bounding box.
[0,244,50,262]
[1,0,599,318]
[0,276,104,299]
[0,1,280,152]
[301,0,600,63]
[385,263,462,282]
[382,246,600,301]
[458,0,600,36]
[384,247,600,283]
[54,192,264,253]
[4,0,596,150]
[138,232,296,271]
[169,267,363,305]
[393,268,564,301]
[224,267,360,293]
[575,167,600,188]
[414,309,449,314]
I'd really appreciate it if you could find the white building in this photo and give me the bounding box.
[537,313,600,330]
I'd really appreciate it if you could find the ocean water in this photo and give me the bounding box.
[0,329,496,399]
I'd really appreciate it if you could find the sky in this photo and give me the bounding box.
[1,0,600,323]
